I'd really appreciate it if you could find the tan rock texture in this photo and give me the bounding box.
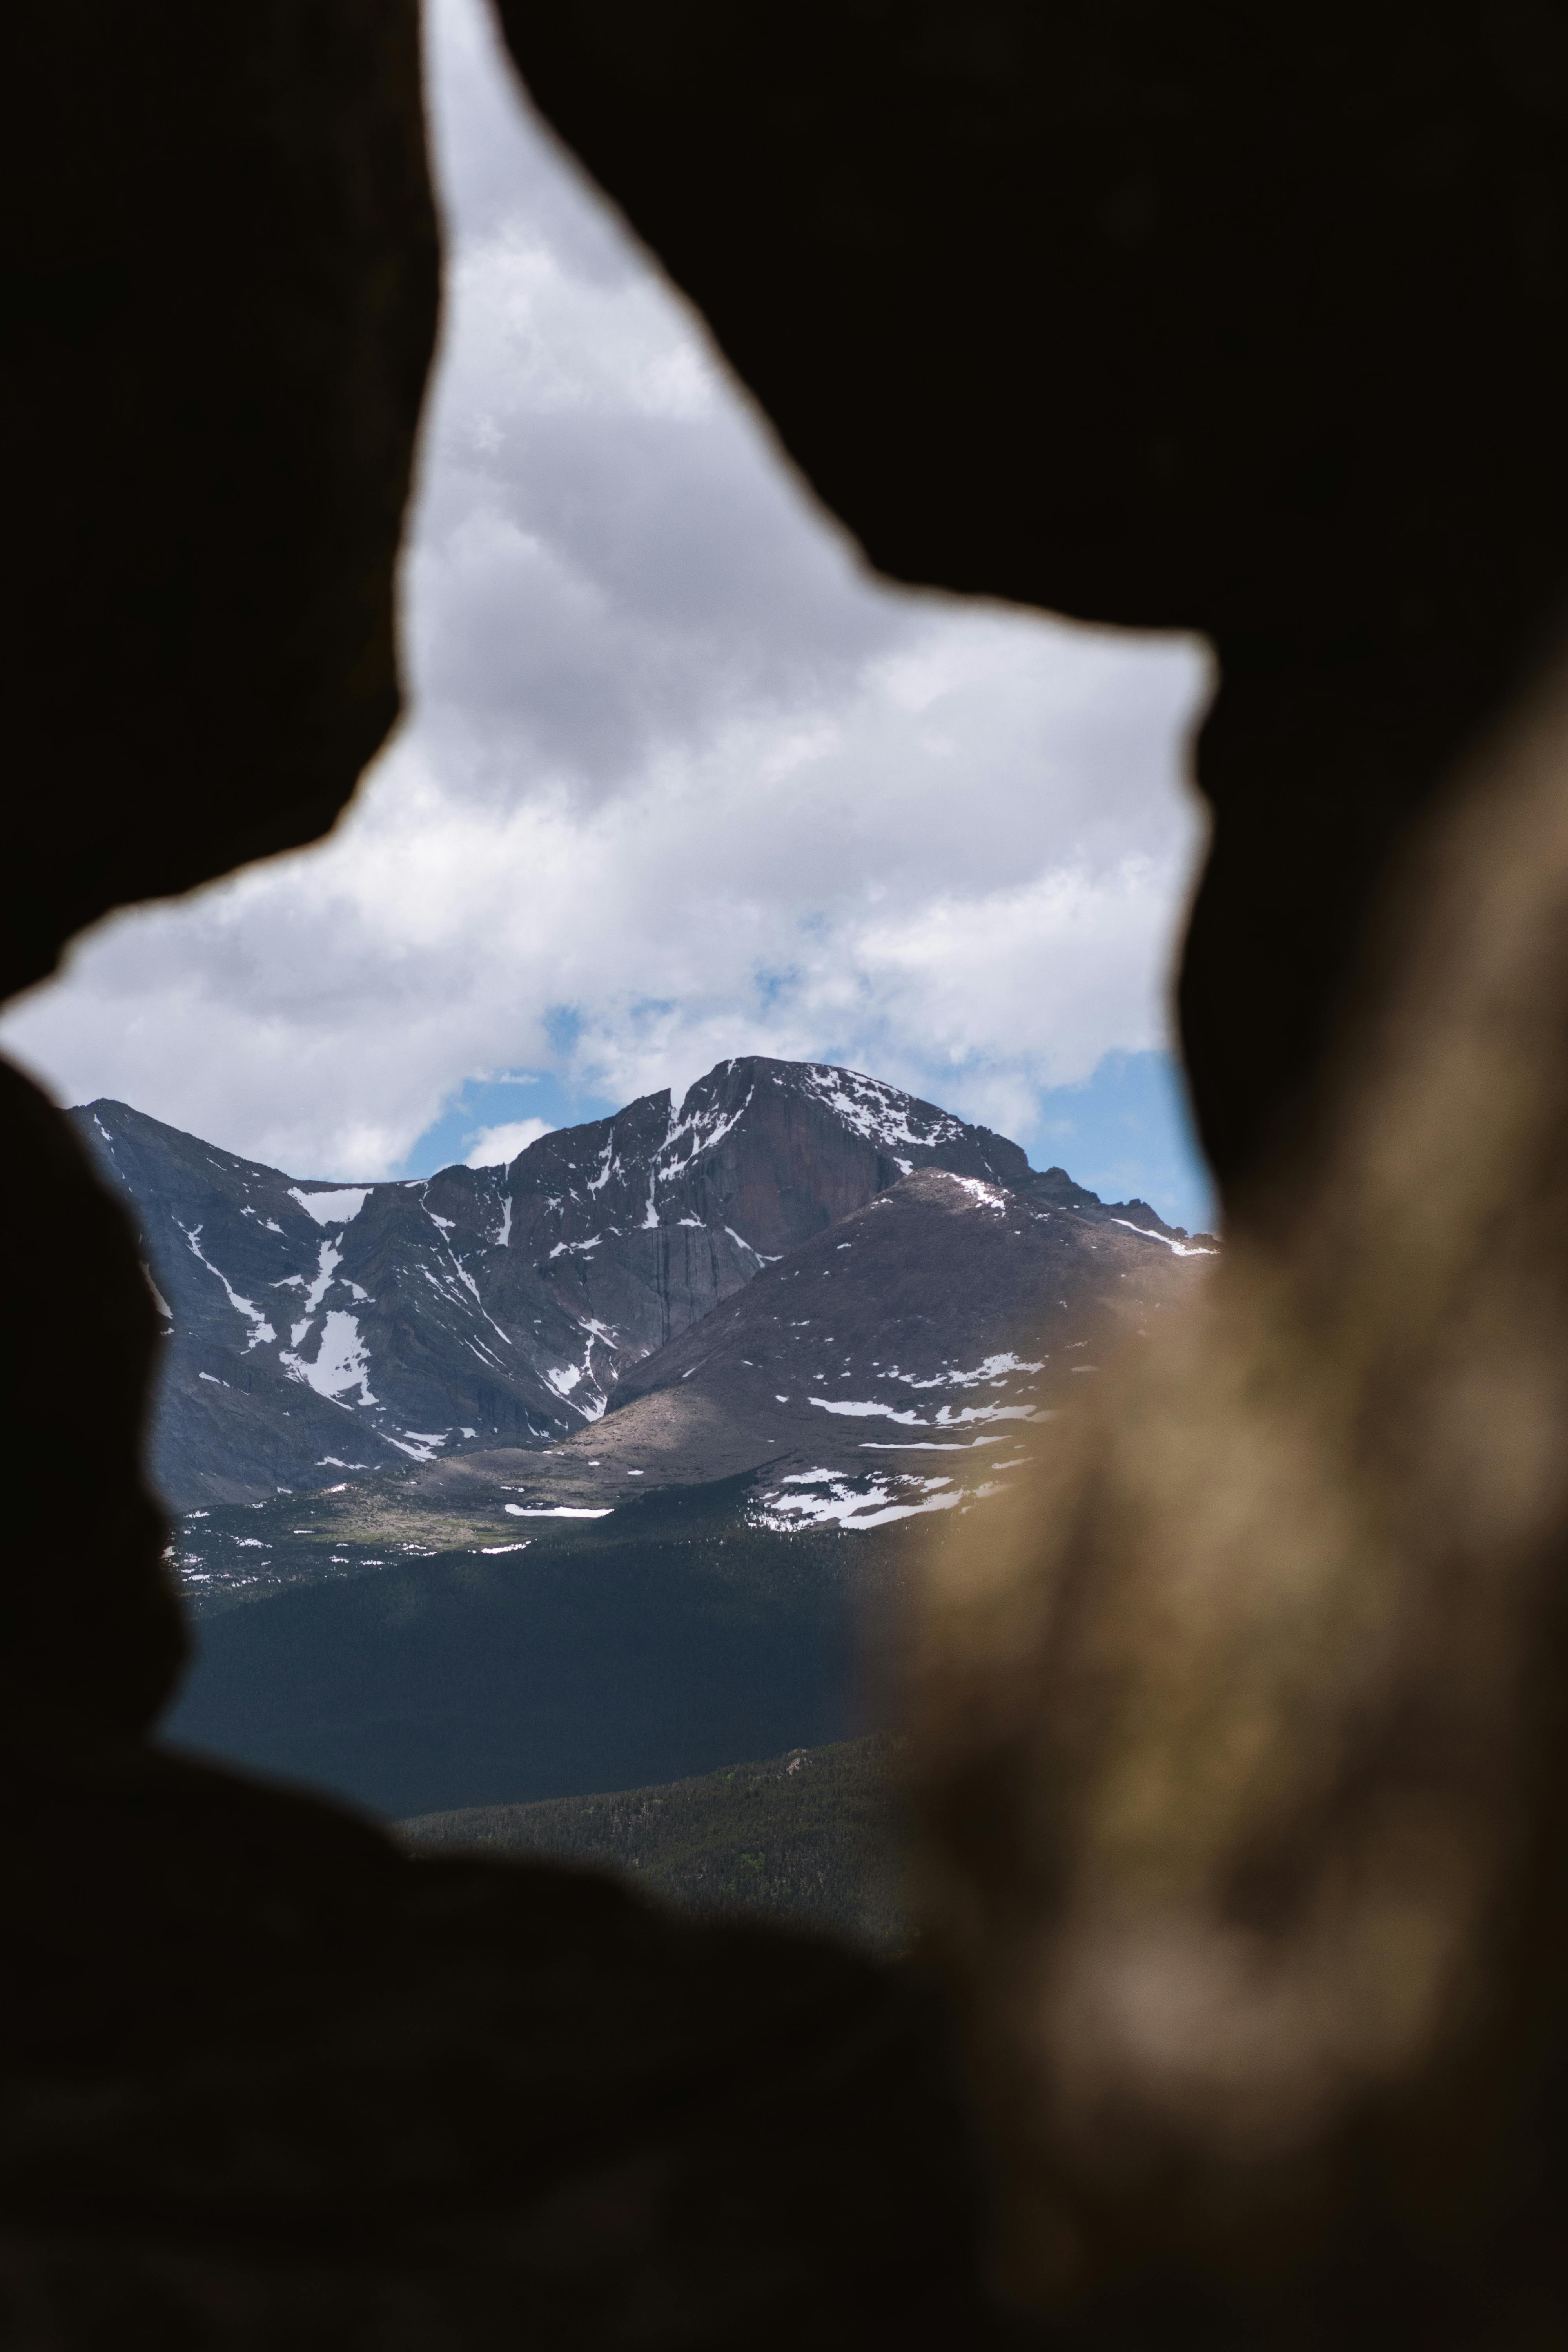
[911,655,1568,2339]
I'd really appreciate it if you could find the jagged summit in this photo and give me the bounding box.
[477,1056,1033,1264]
[76,1057,1197,1508]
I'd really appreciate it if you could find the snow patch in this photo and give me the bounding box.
[793,1063,967,1154]
[809,1395,1038,1428]
[753,1468,964,1532]
[722,1224,782,1264]
[886,1350,1044,1391]
[504,1503,613,1519]
[943,1175,1007,1210]
[386,1429,448,1461]
[588,1136,620,1193]
[857,1437,1009,1451]
[288,1186,369,1227]
[176,1222,276,1348]
[654,1084,755,1188]
[1109,1218,1218,1257]
[281,1310,377,1406]
[543,1329,613,1420]
[301,1238,342,1313]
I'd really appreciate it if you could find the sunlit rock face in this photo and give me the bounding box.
[78,1057,1190,1508]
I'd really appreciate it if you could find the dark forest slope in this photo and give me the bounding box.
[401,1734,906,1952]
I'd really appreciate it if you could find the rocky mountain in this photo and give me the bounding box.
[405,1164,1211,1535]
[166,1157,1211,1811]
[75,1057,1207,1511]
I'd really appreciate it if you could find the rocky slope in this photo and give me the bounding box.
[403,1165,1211,1533]
[76,1057,1206,1510]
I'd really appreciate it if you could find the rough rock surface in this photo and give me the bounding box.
[567,1167,1207,1524]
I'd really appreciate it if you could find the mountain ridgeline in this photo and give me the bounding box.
[76,1056,1205,1511]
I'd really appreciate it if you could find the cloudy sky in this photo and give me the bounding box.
[2,0,1218,1228]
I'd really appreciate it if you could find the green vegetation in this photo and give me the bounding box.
[400,1733,908,1953]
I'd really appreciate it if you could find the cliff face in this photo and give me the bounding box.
[517,1164,1212,1530]
[76,1056,1176,1509]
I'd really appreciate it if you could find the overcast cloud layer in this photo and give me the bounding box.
[2,0,1217,1223]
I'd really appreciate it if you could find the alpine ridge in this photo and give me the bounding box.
[75,1057,1205,1510]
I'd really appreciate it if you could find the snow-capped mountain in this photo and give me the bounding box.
[397,1161,1214,1537]
[77,1057,1188,1509]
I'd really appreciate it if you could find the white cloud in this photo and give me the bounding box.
[0,0,1214,1203]
[464,1117,554,1167]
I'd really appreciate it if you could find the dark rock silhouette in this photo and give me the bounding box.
[4,0,439,1004]
[0,1060,187,1743]
[2,1729,987,2341]
[9,0,1568,2342]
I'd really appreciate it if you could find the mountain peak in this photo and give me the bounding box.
[73,1059,1198,1510]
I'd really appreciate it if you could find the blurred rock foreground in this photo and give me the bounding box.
[8,1,1568,2343]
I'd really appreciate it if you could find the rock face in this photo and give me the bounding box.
[402,1165,1210,1530]
[77,1057,1190,1509]
[617,1167,1207,1530]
